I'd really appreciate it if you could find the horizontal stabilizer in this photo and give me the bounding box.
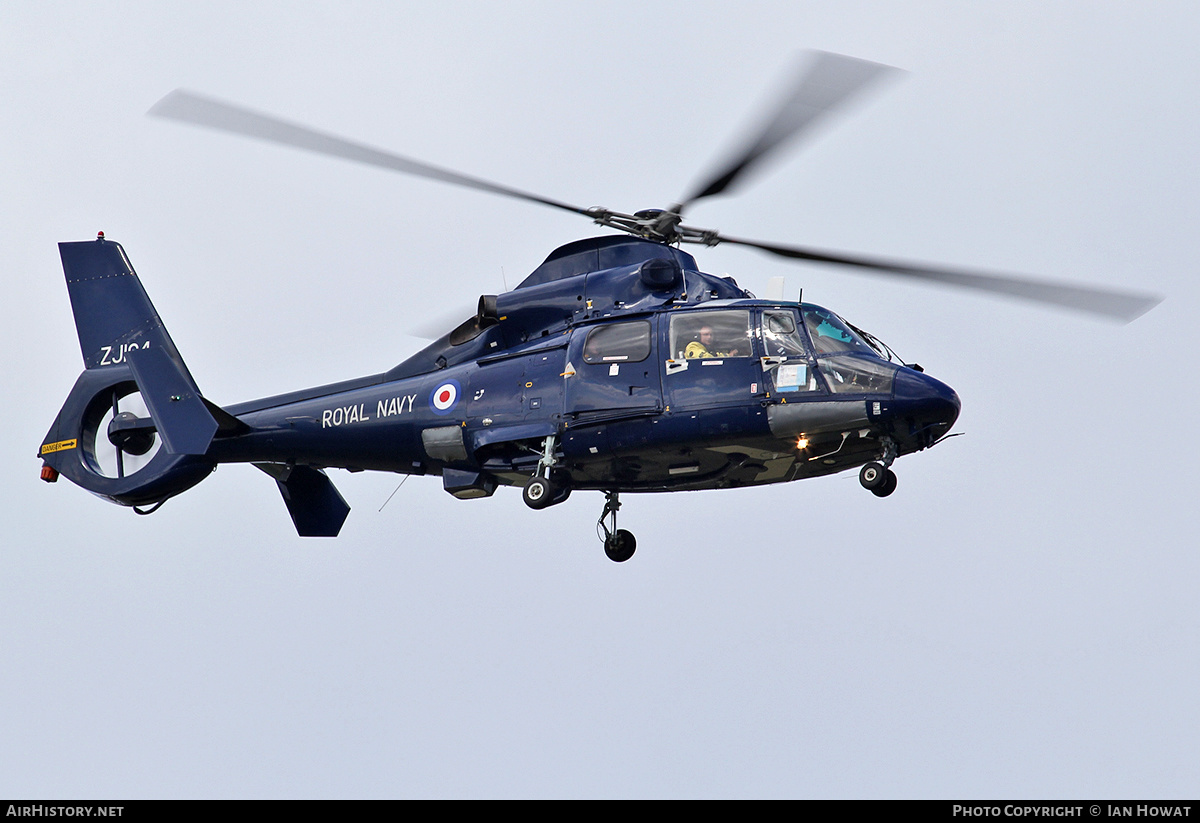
[256,464,350,537]
[202,397,252,435]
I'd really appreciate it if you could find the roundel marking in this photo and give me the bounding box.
[429,379,461,415]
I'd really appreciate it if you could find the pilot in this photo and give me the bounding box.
[685,325,740,359]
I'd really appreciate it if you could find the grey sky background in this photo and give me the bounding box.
[2,1,1197,798]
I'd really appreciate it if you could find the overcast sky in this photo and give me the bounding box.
[3,1,1198,798]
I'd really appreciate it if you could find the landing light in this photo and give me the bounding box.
[795,436,809,450]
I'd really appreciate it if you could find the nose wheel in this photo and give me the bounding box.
[859,438,898,498]
[860,462,898,497]
[597,491,635,562]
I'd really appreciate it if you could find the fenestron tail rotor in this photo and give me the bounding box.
[91,389,161,479]
[148,51,1161,322]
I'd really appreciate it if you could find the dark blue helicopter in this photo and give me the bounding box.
[38,53,1159,561]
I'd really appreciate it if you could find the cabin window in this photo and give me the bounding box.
[582,321,652,364]
[670,310,752,359]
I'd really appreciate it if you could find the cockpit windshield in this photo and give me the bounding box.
[802,307,875,356]
[799,305,897,394]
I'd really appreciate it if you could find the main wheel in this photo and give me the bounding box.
[604,529,636,563]
[523,476,555,509]
[871,469,898,498]
[859,461,887,490]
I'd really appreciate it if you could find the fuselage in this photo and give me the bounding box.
[209,298,960,495]
[42,234,959,516]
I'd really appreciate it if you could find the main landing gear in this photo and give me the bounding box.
[522,434,571,510]
[597,490,635,563]
[521,474,571,509]
[521,435,635,562]
[859,437,898,498]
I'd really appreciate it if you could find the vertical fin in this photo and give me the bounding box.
[59,237,194,382]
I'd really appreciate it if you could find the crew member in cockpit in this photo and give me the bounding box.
[685,325,740,359]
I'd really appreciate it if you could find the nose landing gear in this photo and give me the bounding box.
[859,437,898,498]
[597,490,636,562]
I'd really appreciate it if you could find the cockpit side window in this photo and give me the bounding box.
[761,309,820,393]
[582,321,652,364]
[762,310,808,357]
[669,310,751,359]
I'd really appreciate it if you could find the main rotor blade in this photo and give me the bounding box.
[678,51,899,211]
[717,235,1162,322]
[149,90,592,218]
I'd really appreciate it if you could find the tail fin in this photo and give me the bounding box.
[60,235,193,374]
[40,236,219,507]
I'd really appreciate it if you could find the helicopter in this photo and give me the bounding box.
[38,52,1160,562]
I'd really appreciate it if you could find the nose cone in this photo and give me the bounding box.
[892,367,961,442]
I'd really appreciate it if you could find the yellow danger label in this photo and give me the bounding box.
[40,439,77,455]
